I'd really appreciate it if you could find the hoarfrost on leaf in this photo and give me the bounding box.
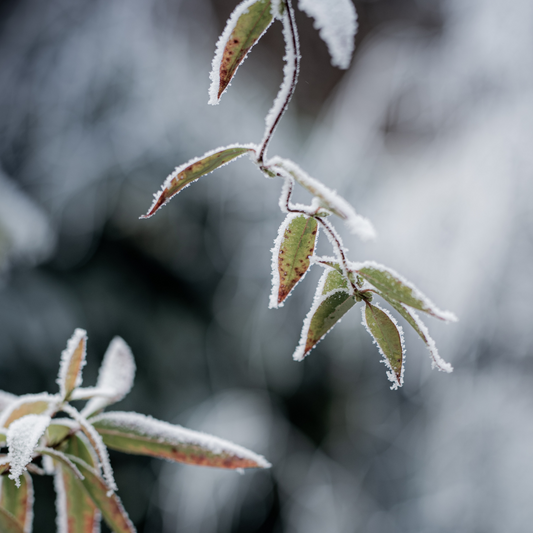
[298,0,357,69]
[56,328,87,400]
[7,414,51,487]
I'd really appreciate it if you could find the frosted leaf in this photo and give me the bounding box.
[82,337,136,418]
[361,303,405,389]
[91,411,271,469]
[0,471,34,533]
[62,404,117,493]
[270,157,376,240]
[0,391,17,413]
[36,448,84,480]
[208,0,274,104]
[7,414,51,487]
[0,393,59,429]
[69,387,115,401]
[57,328,87,400]
[298,0,357,69]
[350,260,458,322]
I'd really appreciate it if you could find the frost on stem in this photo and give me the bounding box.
[298,0,358,69]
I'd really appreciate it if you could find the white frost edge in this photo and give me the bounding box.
[143,143,257,219]
[270,157,376,240]
[269,212,318,309]
[350,260,458,322]
[298,0,357,69]
[0,390,17,413]
[54,469,68,533]
[208,0,275,105]
[62,404,117,494]
[22,472,34,533]
[261,3,300,149]
[0,393,59,429]
[38,447,84,480]
[7,414,51,487]
[400,304,453,373]
[293,268,351,361]
[70,387,116,401]
[90,411,271,469]
[81,336,136,418]
[57,328,87,399]
[361,303,405,390]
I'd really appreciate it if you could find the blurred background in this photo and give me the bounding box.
[1,0,533,531]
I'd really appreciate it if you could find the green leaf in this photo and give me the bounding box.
[355,262,457,321]
[215,0,274,101]
[66,455,136,533]
[363,303,404,388]
[272,214,318,307]
[54,461,100,533]
[0,472,33,532]
[91,412,270,469]
[321,269,348,295]
[0,394,58,429]
[57,329,87,401]
[37,448,84,480]
[141,145,255,218]
[0,507,24,533]
[293,281,356,360]
[63,432,99,470]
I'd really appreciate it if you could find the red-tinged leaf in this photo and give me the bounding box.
[362,303,405,388]
[293,275,356,361]
[270,214,318,307]
[57,329,87,401]
[209,0,274,103]
[142,146,255,218]
[0,507,24,533]
[354,261,457,322]
[54,461,100,533]
[0,472,33,532]
[0,457,10,475]
[66,455,136,533]
[0,394,58,429]
[91,411,271,470]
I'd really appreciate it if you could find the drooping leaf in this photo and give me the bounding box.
[57,328,87,401]
[91,411,271,469]
[376,293,453,373]
[0,472,33,533]
[354,261,457,321]
[141,145,255,218]
[293,270,356,360]
[209,0,274,103]
[66,455,136,533]
[0,507,24,533]
[362,303,405,388]
[81,337,136,418]
[7,414,51,487]
[0,394,58,429]
[270,213,318,308]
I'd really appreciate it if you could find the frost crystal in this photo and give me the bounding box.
[57,328,87,399]
[91,411,271,469]
[0,390,16,412]
[7,414,51,487]
[0,393,58,429]
[298,0,357,69]
[82,337,136,417]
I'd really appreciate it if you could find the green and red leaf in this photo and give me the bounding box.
[0,472,33,532]
[0,507,24,533]
[57,328,87,401]
[0,394,58,429]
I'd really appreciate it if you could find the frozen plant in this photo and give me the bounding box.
[142,0,457,389]
[0,329,269,532]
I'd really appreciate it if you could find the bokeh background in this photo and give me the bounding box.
[1,0,533,531]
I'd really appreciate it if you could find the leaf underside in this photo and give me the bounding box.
[143,147,253,218]
[218,0,273,99]
[304,291,356,356]
[277,215,318,304]
[364,303,403,381]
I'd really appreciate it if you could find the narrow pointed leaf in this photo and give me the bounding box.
[82,337,136,418]
[91,411,271,469]
[270,213,318,308]
[54,461,100,533]
[0,394,58,429]
[209,0,274,103]
[354,261,457,321]
[376,293,453,373]
[362,303,405,388]
[66,456,136,533]
[0,507,24,533]
[57,328,87,401]
[1,472,33,533]
[141,145,255,218]
[7,414,51,487]
[293,269,356,360]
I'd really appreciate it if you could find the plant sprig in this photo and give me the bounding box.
[141,0,457,389]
